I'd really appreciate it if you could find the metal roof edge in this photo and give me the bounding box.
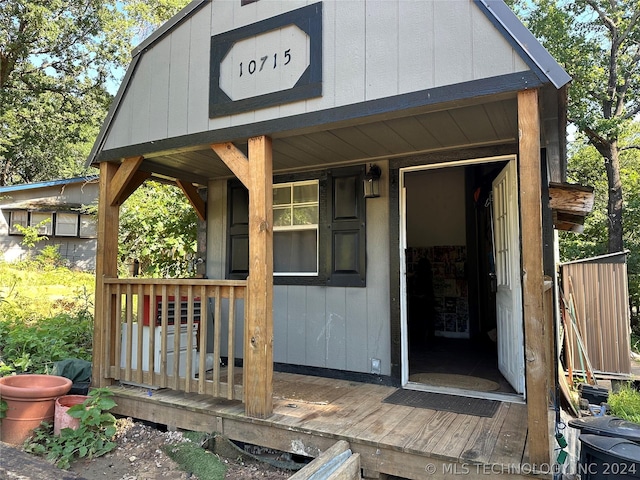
[0,175,99,193]
[559,250,630,266]
[475,0,572,89]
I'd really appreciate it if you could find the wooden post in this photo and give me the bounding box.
[93,162,120,387]
[211,137,274,418]
[244,136,274,418]
[518,89,550,464]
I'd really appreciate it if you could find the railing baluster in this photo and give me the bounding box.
[104,282,112,378]
[114,284,122,380]
[198,285,208,395]
[125,284,134,381]
[136,283,144,384]
[212,286,221,397]
[184,285,194,393]
[148,283,156,384]
[227,286,236,400]
[173,284,180,390]
[160,285,168,388]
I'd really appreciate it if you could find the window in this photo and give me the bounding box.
[79,214,97,238]
[8,211,27,235]
[29,212,53,235]
[227,165,366,286]
[55,213,79,237]
[273,181,319,275]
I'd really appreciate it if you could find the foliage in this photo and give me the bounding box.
[163,432,227,480]
[0,1,129,185]
[608,384,640,424]
[512,0,640,254]
[0,0,189,187]
[118,181,199,278]
[0,261,94,375]
[34,245,66,269]
[560,126,640,325]
[14,219,50,249]
[23,388,118,469]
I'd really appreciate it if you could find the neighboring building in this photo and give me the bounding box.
[0,176,99,270]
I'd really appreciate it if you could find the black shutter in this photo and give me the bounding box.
[325,166,366,287]
[227,182,249,279]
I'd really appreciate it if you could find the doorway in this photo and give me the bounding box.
[399,156,525,401]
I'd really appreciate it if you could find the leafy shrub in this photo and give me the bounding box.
[23,388,118,469]
[35,245,66,269]
[608,385,640,424]
[0,261,94,375]
[0,313,93,374]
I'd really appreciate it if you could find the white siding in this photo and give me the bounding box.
[103,0,530,151]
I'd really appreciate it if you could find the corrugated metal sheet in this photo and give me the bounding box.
[561,252,631,376]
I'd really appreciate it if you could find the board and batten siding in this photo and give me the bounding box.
[103,0,529,151]
[205,164,391,375]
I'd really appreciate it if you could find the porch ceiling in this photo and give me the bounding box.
[126,96,519,186]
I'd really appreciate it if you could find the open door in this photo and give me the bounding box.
[492,160,525,394]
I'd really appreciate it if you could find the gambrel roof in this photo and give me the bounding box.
[88,0,570,183]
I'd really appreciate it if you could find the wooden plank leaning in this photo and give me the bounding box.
[289,440,362,480]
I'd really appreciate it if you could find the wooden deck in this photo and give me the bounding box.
[107,371,549,480]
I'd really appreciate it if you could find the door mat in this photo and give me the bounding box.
[382,389,500,417]
[408,373,500,392]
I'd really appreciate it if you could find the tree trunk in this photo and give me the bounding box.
[597,140,624,253]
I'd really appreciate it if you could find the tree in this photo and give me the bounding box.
[512,0,640,254]
[0,0,189,186]
[118,181,198,278]
[561,124,640,324]
[0,1,132,185]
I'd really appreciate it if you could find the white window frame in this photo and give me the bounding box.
[9,210,28,235]
[79,214,98,238]
[273,180,319,276]
[55,212,79,237]
[29,212,53,235]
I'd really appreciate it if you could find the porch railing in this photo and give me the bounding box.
[102,278,246,400]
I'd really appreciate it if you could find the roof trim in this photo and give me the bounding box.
[560,250,630,266]
[0,175,99,193]
[475,0,571,89]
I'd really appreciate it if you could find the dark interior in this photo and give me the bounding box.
[405,163,516,395]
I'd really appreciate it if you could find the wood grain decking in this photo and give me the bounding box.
[108,371,547,479]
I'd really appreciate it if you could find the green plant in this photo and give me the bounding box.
[23,388,119,469]
[35,245,65,269]
[15,220,50,250]
[163,431,227,480]
[608,384,640,424]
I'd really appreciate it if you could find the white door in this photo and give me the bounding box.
[492,161,525,394]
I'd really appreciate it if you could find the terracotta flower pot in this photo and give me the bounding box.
[0,374,72,444]
[54,394,88,435]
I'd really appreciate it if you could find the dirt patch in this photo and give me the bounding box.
[66,418,293,480]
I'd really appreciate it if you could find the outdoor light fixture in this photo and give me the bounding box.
[364,164,382,198]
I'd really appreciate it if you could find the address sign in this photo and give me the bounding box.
[209,3,323,118]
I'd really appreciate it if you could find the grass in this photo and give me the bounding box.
[162,432,227,480]
[608,385,640,424]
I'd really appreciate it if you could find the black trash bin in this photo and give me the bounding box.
[569,416,640,443]
[578,434,640,479]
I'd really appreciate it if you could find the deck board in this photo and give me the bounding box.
[108,372,542,480]
[460,402,511,464]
